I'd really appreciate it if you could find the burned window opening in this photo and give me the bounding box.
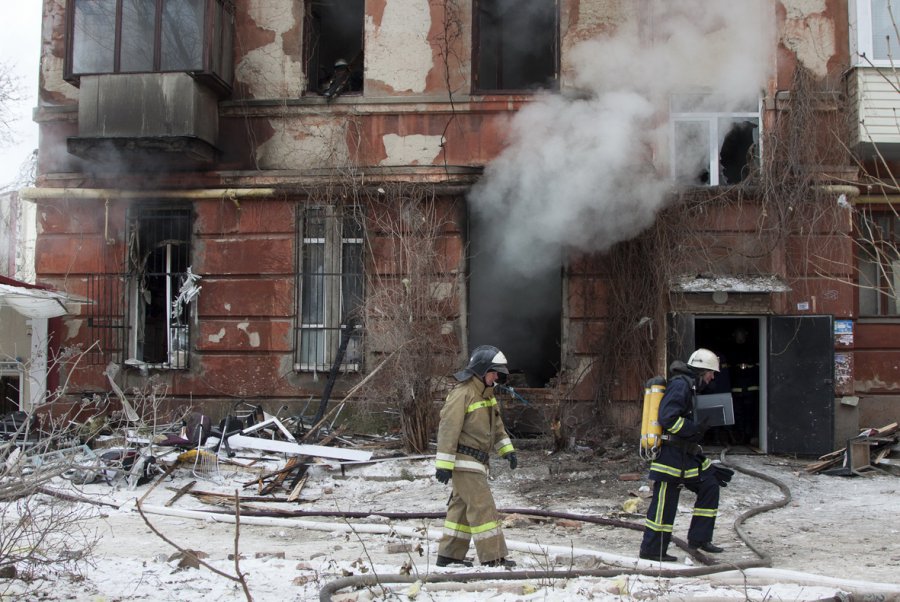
[294,205,365,373]
[474,0,559,93]
[671,95,760,186]
[304,0,364,98]
[125,206,193,369]
[858,210,900,316]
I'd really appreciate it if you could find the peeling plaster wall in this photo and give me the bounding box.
[379,134,443,166]
[234,1,304,99]
[237,322,261,348]
[255,118,351,169]
[41,0,77,103]
[780,0,835,77]
[365,0,433,94]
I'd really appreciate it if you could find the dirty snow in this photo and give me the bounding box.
[3,445,900,601]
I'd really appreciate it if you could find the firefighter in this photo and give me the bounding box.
[434,345,518,568]
[638,348,725,562]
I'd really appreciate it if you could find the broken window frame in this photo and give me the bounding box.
[294,205,365,373]
[64,0,235,95]
[472,0,560,93]
[851,0,900,67]
[124,205,194,370]
[669,94,762,187]
[303,0,365,97]
[857,207,900,317]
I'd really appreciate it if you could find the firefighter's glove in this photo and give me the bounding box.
[697,416,711,436]
[506,453,518,470]
[712,464,734,487]
[435,468,452,484]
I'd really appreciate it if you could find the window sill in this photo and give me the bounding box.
[294,363,361,374]
[856,316,900,324]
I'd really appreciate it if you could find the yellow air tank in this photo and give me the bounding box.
[640,376,666,459]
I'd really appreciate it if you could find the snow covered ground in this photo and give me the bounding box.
[3,444,899,601]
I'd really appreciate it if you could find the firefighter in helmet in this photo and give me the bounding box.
[638,348,732,563]
[434,345,518,568]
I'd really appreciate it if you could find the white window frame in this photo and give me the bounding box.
[670,95,762,187]
[858,210,900,317]
[851,0,900,67]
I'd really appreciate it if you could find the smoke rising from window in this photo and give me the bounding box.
[469,0,772,275]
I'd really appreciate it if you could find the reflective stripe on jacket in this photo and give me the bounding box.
[435,377,514,474]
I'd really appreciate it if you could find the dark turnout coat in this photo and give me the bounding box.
[648,361,713,483]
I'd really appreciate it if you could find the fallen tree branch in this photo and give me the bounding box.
[35,486,120,509]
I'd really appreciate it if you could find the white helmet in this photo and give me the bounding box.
[687,348,720,372]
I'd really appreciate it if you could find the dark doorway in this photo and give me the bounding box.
[694,317,762,448]
[467,207,561,387]
[670,313,835,455]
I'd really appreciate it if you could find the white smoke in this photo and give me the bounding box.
[469,0,772,275]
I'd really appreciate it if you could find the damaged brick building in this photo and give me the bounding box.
[21,0,899,456]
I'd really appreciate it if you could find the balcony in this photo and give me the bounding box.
[67,73,219,168]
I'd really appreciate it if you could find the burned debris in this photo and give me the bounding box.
[805,422,900,476]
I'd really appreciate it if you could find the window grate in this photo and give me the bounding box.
[86,273,128,365]
[294,205,365,372]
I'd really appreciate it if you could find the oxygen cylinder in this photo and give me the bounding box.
[640,376,666,459]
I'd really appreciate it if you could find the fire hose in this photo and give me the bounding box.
[314,450,894,601]
[138,450,900,601]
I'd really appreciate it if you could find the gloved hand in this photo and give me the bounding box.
[697,416,711,436]
[435,468,452,484]
[688,417,710,442]
[506,453,518,470]
[712,464,734,487]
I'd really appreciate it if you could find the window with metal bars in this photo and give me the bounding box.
[86,206,194,368]
[294,205,364,372]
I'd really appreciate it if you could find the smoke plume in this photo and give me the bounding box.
[469,0,772,275]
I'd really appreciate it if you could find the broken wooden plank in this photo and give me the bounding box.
[165,480,197,507]
[226,433,372,462]
[875,422,898,436]
[177,489,291,503]
[259,457,300,496]
[806,456,842,473]
[287,474,309,502]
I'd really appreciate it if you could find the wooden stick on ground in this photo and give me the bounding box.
[165,479,197,507]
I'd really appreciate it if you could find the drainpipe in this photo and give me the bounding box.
[812,184,861,197]
[20,188,279,201]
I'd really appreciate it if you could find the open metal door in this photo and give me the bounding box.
[767,315,834,456]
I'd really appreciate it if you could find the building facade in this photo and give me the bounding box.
[26,0,899,455]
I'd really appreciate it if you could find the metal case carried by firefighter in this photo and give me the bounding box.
[694,393,736,427]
